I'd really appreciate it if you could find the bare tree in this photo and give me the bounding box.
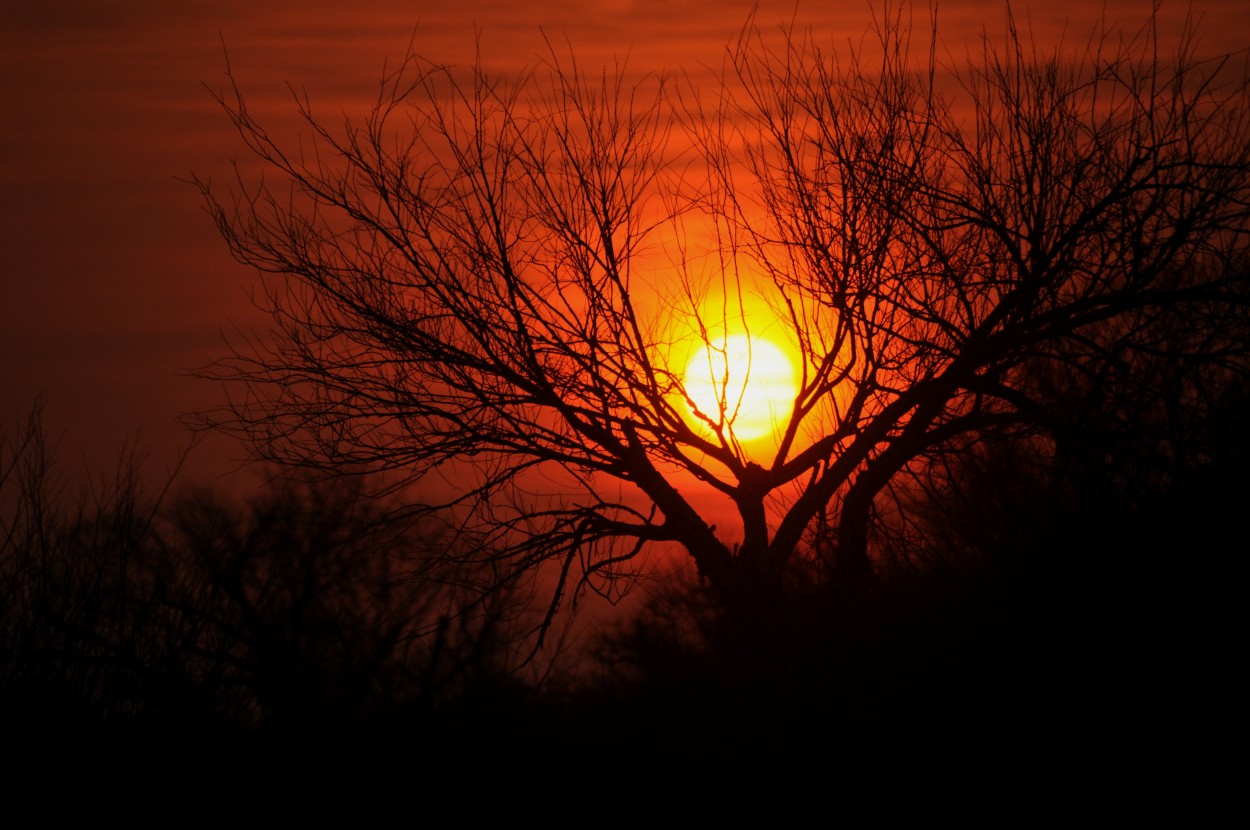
[196,5,1250,638]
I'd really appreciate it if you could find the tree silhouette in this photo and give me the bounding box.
[0,406,523,742]
[196,6,1250,638]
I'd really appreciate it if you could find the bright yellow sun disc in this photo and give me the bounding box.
[683,334,797,442]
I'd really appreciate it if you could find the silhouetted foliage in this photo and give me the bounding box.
[11,7,1247,803]
[195,3,1250,646]
[0,407,527,753]
[3,379,1242,797]
[581,401,1249,795]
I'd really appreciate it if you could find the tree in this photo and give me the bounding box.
[0,405,524,737]
[196,4,1250,641]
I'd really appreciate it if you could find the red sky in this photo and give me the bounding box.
[2,0,1246,491]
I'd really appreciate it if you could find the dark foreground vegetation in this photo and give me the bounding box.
[7,6,1248,807]
[2,391,1242,804]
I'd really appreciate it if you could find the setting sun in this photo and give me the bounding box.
[682,334,798,443]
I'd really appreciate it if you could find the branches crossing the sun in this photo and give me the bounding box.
[196,5,1250,638]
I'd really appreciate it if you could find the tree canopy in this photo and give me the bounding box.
[197,4,1250,641]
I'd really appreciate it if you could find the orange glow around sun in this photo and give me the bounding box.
[682,333,798,443]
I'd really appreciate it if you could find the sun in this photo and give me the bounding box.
[682,334,798,443]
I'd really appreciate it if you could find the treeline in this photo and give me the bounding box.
[1,385,1242,797]
[0,412,528,752]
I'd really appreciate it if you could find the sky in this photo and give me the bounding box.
[3,0,1247,493]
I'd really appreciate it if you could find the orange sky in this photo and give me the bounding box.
[2,0,1246,490]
